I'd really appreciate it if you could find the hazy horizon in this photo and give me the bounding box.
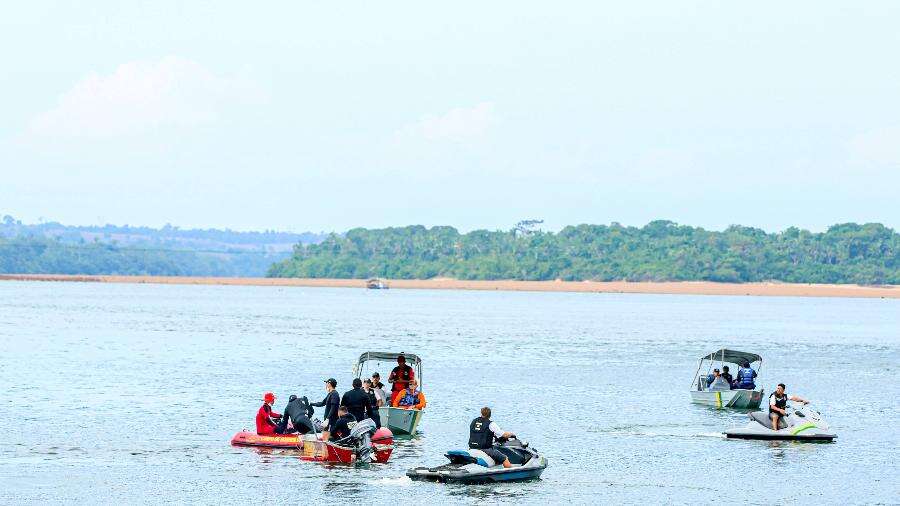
[3,2,899,233]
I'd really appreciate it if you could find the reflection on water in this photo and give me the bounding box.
[0,281,898,503]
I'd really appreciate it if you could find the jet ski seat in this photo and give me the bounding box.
[495,446,531,465]
[750,411,787,430]
[467,449,496,467]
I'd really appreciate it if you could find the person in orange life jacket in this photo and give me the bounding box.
[769,383,808,430]
[392,378,426,409]
[468,407,515,468]
[388,355,414,395]
[255,392,282,436]
[329,406,357,442]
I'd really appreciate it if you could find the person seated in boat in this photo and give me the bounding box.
[363,379,382,428]
[311,378,341,434]
[735,361,758,390]
[276,395,316,435]
[341,378,375,424]
[329,406,357,442]
[721,365,734,388]
[469,407,514,469]
[388,355,415,396]
[392,378,427,410]
[709,370,731,391]
[705,368,721,389]
[255,392,282,436]
[769,383,809,430]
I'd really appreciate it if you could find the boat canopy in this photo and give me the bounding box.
[354,351,423,386]
[356,351,422,366]
[700,349,762,365]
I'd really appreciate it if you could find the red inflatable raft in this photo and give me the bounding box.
[231,428,394,464]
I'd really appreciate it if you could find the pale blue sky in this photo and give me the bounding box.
[2,2,899,233]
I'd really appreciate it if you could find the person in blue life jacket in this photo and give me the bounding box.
[734,361,758,389]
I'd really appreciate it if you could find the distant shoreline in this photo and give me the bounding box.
[1,274,898,299]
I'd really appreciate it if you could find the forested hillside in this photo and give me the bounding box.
[268,221,900,285]
[0,215,324,276]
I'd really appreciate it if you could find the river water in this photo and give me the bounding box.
[1,281,898,504]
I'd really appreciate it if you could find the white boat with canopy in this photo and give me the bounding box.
[690,348,764,409]
[354,351,424,435]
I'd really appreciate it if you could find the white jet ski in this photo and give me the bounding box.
[407,438,548,483]
[725,403,836,442]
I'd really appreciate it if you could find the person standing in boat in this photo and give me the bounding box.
[388,355,414,396]
[371,373,388,406]
[468,407,514,468]
[363,378,382,428]
[769,383,809,430]
[311,378,340,435]
[735,361,758,390]
[255,392,282,436]
[341,378,375,424]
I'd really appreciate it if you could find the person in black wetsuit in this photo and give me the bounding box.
[330,406,357,442]
[341,378,374,425]
[469,407,515,468]
[311,378,340,438]
[276,395,316,435]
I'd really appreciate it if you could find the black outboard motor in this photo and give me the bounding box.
[335,419,378,462]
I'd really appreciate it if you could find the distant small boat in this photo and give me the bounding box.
[689,348,764,409]
[366,278,389,289]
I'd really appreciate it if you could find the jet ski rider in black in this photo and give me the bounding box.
[769,383,809,430]
[469,407,515,468]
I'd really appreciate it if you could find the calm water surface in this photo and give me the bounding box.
[1,281,898,504]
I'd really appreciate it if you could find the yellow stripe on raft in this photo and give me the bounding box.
[716,391,722,408]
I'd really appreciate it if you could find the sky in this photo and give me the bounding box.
[1,1,899,233]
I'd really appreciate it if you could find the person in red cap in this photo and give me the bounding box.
[255,392,282,435]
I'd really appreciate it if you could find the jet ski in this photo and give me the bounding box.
[724,403,836,442]
[406,438,548,483]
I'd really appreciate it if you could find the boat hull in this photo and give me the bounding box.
[407,458,548,484]
[230,431,393,463]
[724,431,836,442]
[690,388,763,409]
[379,406,423,435]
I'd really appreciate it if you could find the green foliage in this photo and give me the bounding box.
[268,222,900,285]
[0,236,285,276]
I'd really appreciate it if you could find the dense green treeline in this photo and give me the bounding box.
[0,236,284,276]
[268,221,900,285]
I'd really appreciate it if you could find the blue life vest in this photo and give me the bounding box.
[736,367,756,388]
[399,389,419,406]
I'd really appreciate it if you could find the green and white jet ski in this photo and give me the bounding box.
[725,403,836,442]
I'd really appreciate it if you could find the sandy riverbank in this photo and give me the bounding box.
[1,274,898,298]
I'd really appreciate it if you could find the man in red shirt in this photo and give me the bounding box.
[388,355,414,395]
[255,392,282,435]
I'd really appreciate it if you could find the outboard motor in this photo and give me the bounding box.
[343,419,378,462]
